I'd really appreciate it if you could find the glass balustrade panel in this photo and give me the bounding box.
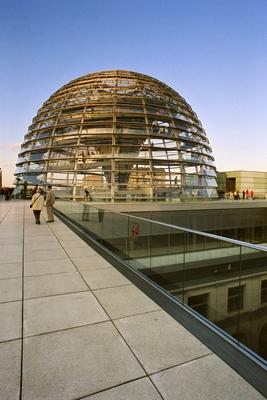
[184,232,241,337]
[127,216,150,271]
[238,245,267,361]
[149,222,185,301]
[99,211,128,258]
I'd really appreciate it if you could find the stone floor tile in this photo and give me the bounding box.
[94,285,160,319]
[150,354,265,400]
[114,310,211,374]
[24,248,68,262]
[0,244,23,253]
[50,233,80,241]
[81,268,131,290]
[24,226,51,234]
[0,251,22,263]
[49,227,75,235]
[0,263,22,279]
[24,291,108,336]
[24,241,62,251]
[64,246,99,258]
[0,231,23,239]
[83,377,162,400]
[71,255,112,271]
[0,340,21,400]
[0,302,22,342]
[24,235,58,244]
[0,237,23,245]
[0,278,22,302]
[24,258,76,276]
[22,322,145,400]
[24,272,89,299]
[59,239,89,249]
[24,230,55,238]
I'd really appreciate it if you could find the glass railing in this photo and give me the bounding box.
[54,201,267,364]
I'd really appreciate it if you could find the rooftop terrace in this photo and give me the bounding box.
[0,199,265,400]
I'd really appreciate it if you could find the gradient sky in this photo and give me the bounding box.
[0,0,266,186]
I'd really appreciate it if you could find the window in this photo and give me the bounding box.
[261,280,267,304]
[228,285,244,313]
[188,293,209,318]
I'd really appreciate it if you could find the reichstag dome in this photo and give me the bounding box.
[16,70,218,201]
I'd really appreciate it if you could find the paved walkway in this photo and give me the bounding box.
[0,200,265,400]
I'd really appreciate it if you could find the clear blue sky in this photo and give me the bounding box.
[0,0,266,185]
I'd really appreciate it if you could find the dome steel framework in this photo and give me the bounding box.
[16,70,217,201]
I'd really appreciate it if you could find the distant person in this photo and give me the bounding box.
[84,189,91,201]
[5,187,13,200]
[250,190,254,200]
[30,188,44,225]
[245,189,249,199]
[46,185,55,222]
[242,190,245,200]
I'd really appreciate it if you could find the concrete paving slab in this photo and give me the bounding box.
[0,301,22,342]
[150,354,265,400]
[0,230,23,238]
[81,268,131,290]
[24,241,62,251]
[114,310,211,374]
[0,340,21,400]
[0,251,22,263]
[71,255,113,271]
[84,377,162,399]
[24,291,108,336]
[0,263,22,279]
[0,237,23,245]
[94,285,160,319]
[22,322,145,400]
[24,272,89,299]
[0,278,22,302]
[24,225,51,234]
[59,239,89,249]
[0,244,23,253]
[49,226,75,234]
[24,229,55,237]
[63,246,99,258]
[24,248,68,262]
[24,258,76,276]
[24,235,58,244]
[50,233,81,241]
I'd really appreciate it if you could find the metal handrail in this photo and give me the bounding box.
[66,201,267,252]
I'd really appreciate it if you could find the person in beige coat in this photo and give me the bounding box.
[30,188,45,224]
[46,185,55,222]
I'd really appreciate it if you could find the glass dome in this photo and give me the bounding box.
[15,70,218,201]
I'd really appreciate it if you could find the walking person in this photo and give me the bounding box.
[46,184,55,222]
[30,188,44,224]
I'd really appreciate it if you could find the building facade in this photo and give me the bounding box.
[218,170,267,199]
[15,70,218,201]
